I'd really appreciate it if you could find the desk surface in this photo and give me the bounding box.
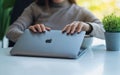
[0,45,120,75]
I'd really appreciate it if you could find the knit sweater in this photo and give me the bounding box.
[6,1,105,42]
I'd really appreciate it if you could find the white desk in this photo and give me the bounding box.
[0,45,120,75]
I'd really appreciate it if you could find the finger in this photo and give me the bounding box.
[45,26,51,31]
[70,23,78,34]
[66,21,77,34]
[62,25,69,33]
[76,22,83,33]
[35,24,42,32]
[29,26,37,32]
[66,25,72,35]
[40,24,46,32]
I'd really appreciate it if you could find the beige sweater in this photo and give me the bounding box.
[6,1,105,42]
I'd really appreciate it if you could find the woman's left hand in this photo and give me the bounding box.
[62,21,91,35]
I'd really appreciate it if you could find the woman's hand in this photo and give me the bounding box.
[62,21,91,35]
[29,24,51,33]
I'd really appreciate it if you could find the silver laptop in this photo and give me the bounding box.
[10,29,86,59]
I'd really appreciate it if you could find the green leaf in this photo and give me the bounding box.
[102,13,120,32]
[0,0,15,40]
[3,0,15,9]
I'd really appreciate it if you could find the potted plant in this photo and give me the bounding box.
[0,0,15,48]
[102,13,120,51]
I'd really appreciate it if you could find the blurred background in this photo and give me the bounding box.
[0,0,120,48]
[77,0,120,19]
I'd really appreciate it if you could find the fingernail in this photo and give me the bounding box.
[71,33,74,35]
[67,33,69,35]
[62,31,66,33]
[43,31,46,33]
[77,32,80,34]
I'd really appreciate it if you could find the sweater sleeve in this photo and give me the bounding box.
[6,4,34,42]
[81,8,105,39]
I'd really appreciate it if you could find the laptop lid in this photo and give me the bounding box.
[10,29,85,59]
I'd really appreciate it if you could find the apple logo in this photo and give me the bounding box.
[45,39,52,43]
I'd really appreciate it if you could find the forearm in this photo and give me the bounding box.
[6,5,33,42]
[87,22,105,39]
[6,24,24,42]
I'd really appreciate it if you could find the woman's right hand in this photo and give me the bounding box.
[29,24,51,33]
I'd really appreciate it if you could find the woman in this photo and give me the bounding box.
[6,0,105,42]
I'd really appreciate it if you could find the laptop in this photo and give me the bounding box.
[10,29,86,59]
